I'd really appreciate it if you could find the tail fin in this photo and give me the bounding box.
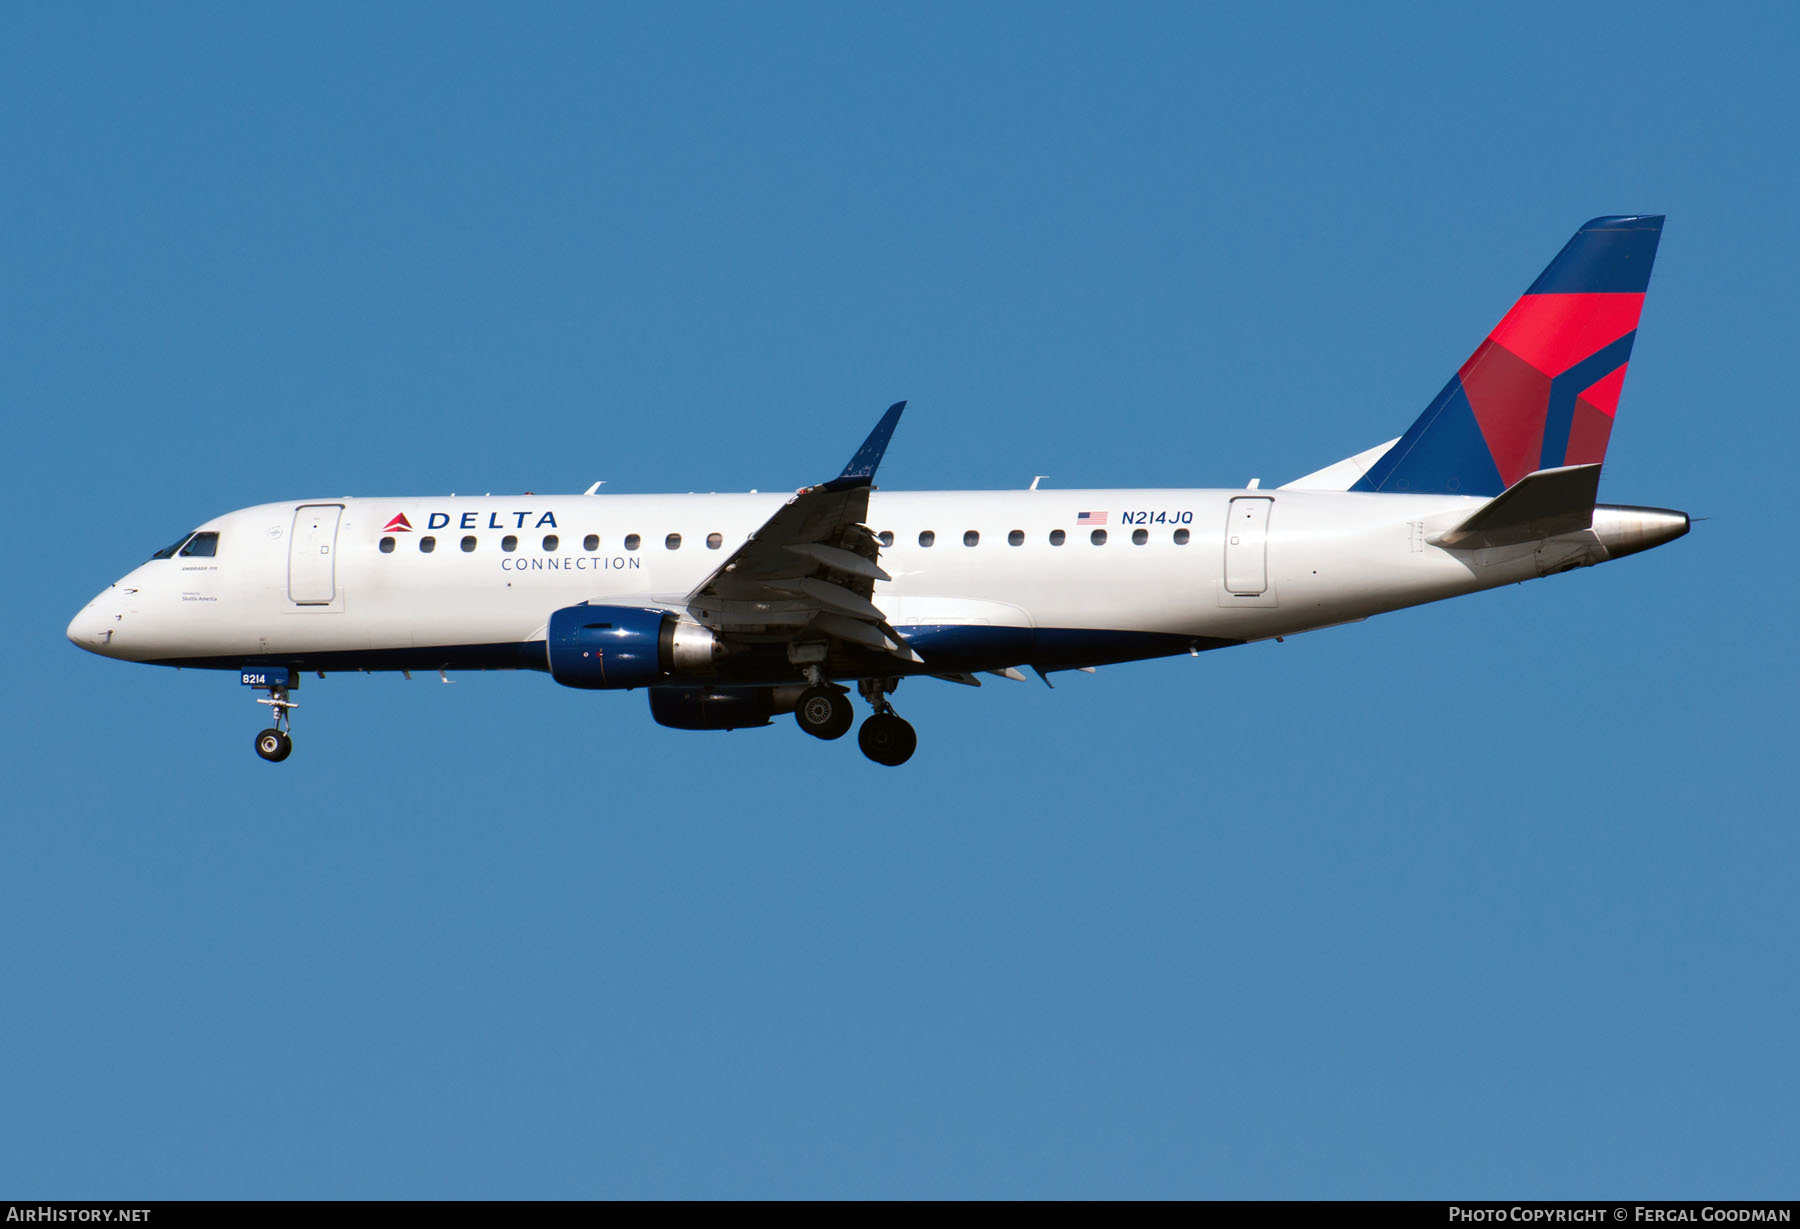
[1352,215,1664,497]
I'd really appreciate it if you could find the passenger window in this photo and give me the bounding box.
[666,533,681,550]
[584,534,599,551]
[878,531,895,548]
[918,530,935,547]
[625,534,641,551]
[461,536,477,553]
[502,535,518,552]
[178,532,219,558]
[420,536,436,553]
[1174,528,1190,545]
[1049,529,1066,546]
[543,534,559,551]
[707,532,723,550]
[1008,530,1024,546]
[1132,528,1148,545]
[1090,529,1107,545]
[379,537,395,554]
[963,530,979,547]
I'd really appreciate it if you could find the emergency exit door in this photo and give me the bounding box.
[1223,497,1272,596]
[288,504,344,605]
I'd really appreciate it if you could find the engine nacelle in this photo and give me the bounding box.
[647,684,804,731]
[546,604,719,690]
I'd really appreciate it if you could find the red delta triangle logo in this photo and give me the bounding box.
[383,513,414,532]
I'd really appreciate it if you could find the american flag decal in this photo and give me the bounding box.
[1075,511,1107,526]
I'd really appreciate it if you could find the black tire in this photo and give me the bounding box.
[255,728,292,762]
[858,713,917,766]
[794,686,853,740]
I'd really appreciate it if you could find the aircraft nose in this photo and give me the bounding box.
[67,593,119,656]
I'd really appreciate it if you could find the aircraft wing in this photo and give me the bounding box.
[682,402,922,664]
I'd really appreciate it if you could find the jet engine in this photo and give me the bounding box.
[546,604,719,689]
[647,684,805,730]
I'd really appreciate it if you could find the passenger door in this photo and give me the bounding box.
[1223,497,1273,597]
[288,504,344,605]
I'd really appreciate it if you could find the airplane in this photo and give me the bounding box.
[67,216,1687,767]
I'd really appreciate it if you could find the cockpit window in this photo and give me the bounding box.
[178,532,219,558]
[151,532,194,560]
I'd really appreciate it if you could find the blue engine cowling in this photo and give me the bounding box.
[547,604,719,689]
[648,685,801,731]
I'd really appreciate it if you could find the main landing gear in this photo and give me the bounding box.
[795,676,914,762]
[792,676,917,765]
[856,678,916,766]
[857,711,916,767]
[794,684,855,741]
[252,680,298,763]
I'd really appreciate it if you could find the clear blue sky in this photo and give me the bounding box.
[4,2,1793,1198]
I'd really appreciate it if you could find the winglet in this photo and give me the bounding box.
[822,401,906,491]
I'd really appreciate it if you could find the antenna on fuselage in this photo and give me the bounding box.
[1030,475,1047,490]
[584,481,606,495]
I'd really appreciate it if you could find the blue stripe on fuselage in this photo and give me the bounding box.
[141,626,1240,680]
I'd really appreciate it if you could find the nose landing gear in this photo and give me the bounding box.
[255,725,292,762]
[245,669,298,762]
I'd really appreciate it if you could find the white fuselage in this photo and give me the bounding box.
[67,486,1666,679]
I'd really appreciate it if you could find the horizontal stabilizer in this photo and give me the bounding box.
[1432,464,1600,549]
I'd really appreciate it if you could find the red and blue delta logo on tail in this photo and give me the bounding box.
[1352,215,1664,497]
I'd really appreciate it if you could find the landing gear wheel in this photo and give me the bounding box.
[858,713,917,766]
[251,679,298,762]
[795,685,853,740]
